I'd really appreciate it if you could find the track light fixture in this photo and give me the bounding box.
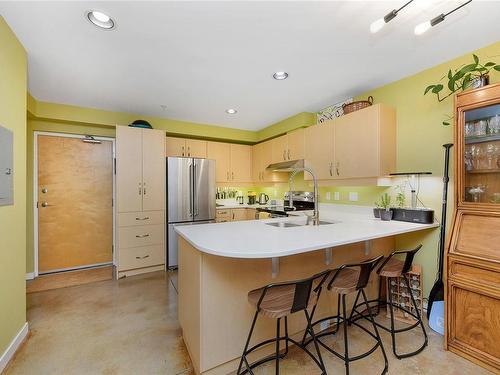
[414,0,472,35]
[370,0,414,33]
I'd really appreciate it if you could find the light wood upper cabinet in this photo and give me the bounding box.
[253,140,287,183]
[271,129,305,163]
[207,142,252,183]
[186,139,207,158]
[116,126,143,212]
[334,104,396,179]
[207,141,231,182]
[230,144,252,182]
[142,129,166,211]
[287,128,305,161]
[165,137,207,158]
[304,122,334,180]
[272,135,288,163]
[117,126,166,213]
[165,137,186,157]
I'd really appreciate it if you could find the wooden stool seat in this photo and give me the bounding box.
[248,284,318,319]
[379,257,405,278]
[327,267,360,295]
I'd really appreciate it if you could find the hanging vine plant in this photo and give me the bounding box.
[424,54,500,125]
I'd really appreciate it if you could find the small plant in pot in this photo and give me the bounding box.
[373,202,382,218]
[379,193,393,221]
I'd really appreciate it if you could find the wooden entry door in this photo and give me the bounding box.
[37,135,113,273]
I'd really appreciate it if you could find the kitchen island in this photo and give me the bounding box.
[175,205,438,375]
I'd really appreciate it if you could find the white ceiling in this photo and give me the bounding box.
[1,1,499,130]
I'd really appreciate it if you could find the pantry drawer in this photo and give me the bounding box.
[118,224,163,248]
[118,211,164,227]
[118,245,164,271]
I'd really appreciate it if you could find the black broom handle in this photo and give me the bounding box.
[438,143,453,281]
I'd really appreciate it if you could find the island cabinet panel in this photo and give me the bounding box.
[304,121,334,180]
[446,83,500,373]
[178,236,395,375]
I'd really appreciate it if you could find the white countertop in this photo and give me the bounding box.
[176,204,439,259]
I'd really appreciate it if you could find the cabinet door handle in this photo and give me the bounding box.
[336,162,340,176]
[135,255,150,259]
[232,172,234,180]
[283,150,286,160]
[187,146,191,157]
[227,171,230,180]
[329,162,333,176]
[135,217,150,221]
[181,145,185,157]
[139,183,142,195]
[232,212,235,220]
[287,149,290,160]
[135,234,150,238]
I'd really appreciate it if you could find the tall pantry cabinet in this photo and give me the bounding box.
[116,126,166,278]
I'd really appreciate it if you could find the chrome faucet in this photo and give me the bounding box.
[289,167,319,226]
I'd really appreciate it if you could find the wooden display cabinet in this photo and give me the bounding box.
[446,82,500,373]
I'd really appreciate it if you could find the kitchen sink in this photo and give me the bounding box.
[265,220,339,228]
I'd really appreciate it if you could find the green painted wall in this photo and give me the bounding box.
[0,17,27,358]
[256,112,316,141]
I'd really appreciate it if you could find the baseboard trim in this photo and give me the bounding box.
[25,273,34,280]
[0,322,29,373]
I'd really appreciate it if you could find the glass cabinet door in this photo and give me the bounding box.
[463,103,500,204]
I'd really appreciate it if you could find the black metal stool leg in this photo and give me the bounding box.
[361,289,388,374]
[304,309,327,375]
[237,311,258,375]
[347,290,361,325]
[284,316,289,356]
[275,318,281,375]
[387,277,399,358]
[342,294,350,375]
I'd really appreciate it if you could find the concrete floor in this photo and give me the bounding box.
[6,271,492,375]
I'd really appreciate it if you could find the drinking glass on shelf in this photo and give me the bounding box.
[486,143,496,169]
[476,119,488,136]
[468,185,486,203]
[488,115,500,135]
[465,148,473,171]
[465,121,474,137]
[471,145,484,170]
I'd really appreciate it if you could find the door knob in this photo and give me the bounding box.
[41,201,50,207]
[41,188,48,194]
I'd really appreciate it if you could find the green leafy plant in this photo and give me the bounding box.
[394,184,406,208]
[424,54,500,125]
[378,193,392,211]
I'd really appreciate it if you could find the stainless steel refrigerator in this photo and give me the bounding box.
[167,157,216,269]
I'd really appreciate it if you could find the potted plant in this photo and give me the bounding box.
[424,54,500,125]
[395,184,406,208]
[379,193,393,221]
[373,202,382,218]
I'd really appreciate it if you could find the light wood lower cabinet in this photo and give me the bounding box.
[118,245,164,271]
[216,208,255,222]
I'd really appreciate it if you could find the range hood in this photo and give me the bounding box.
[266,159,305,172]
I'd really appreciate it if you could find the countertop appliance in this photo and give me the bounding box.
[258,193,269,205]
[256,191,314,218]
[167,157,216,269]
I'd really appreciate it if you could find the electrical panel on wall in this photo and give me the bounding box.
[0,125,14,206]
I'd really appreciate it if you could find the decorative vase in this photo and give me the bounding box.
[373,208,382,218]
[469,75,489,90]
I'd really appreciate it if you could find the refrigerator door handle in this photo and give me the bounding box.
[189,162,193,217]
[193,160,198,217]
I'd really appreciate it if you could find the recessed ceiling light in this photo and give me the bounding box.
[273,71,289,80]
[86,10,115,30]
[225,109,237,114]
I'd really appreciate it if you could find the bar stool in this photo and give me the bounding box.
[237,270,331,375]
[303,256,388,375]
[349,245,428,359]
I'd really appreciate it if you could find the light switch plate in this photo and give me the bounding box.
[325,192,331,200]
[334,192,340,201]
[349,192,358,201]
